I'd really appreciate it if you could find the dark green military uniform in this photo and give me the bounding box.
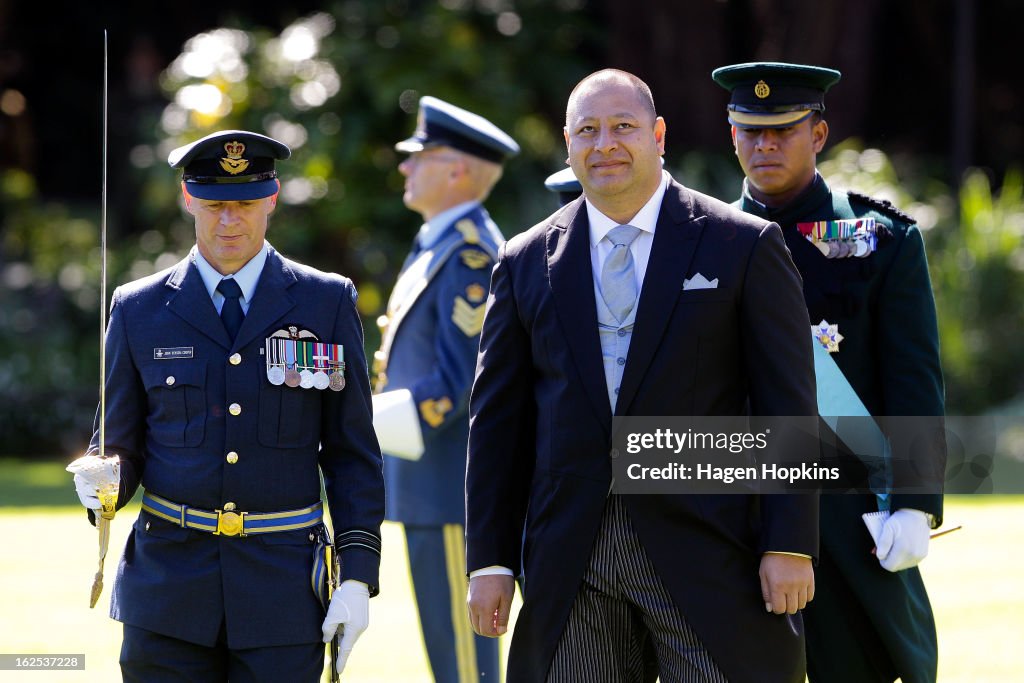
[738,173,944,683]
[712,61,945,683]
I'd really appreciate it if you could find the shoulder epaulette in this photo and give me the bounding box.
[847,190,915,225]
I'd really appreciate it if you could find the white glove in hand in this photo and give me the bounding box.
[876,508,930,572]
[321,579,370,676]
[66,455,120,511]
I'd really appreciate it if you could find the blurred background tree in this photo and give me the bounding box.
[2,0,1023,456]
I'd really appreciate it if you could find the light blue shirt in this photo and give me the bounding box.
[586,172,670,410]
[192,241,270,315]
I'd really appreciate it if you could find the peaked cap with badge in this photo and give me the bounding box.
[395,96,520,163]
[712,62,841,129]
[169,129,291,200]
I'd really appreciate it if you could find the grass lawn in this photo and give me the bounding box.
[0,459,1021,681]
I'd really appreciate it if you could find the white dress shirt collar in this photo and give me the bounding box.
[587,171,670,247]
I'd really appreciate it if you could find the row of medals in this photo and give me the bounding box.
[800,217,878,259]
[265,339,346,391]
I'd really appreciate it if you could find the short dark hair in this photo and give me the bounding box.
[566,69,657,124]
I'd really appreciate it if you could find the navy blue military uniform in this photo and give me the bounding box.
[85,131,384,682]
[376,97,517,683]
[715,63,945,683]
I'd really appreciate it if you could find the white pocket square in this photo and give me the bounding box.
[683,273,719,290]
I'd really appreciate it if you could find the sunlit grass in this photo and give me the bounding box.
[0,459,1019,682]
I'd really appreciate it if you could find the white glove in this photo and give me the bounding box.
[66,454,120,511]
[876,508,930,572]
[321,579,370,676]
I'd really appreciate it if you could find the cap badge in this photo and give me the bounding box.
[754,80,771,99]
[220,141,250,175]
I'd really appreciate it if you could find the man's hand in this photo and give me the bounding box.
[467,574,515,637]
[321,580,370,676]
[759,553,814,615]
[876,508,930,572]
[66,455,120,511]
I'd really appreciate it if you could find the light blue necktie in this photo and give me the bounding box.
[601,225,642,323]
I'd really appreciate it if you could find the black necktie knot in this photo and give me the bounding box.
[217,278,244,341]
[217,278,243,300]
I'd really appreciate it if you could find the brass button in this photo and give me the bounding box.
[229,353,242,365]
[229,403,241,416]
[223,502,236,511]
[226,451,239,464]
[165,376,175,386]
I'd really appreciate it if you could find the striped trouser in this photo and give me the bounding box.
[546,495,728,683]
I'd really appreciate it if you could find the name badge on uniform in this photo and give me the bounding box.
[154,347,194,360]
[797,217,878,259]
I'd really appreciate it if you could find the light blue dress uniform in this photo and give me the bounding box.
[379,96,518,683]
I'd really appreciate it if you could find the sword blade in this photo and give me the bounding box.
[99,28,108,459]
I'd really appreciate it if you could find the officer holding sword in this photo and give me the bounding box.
[70,129,384,682]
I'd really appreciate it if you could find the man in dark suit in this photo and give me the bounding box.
[69,130,384,682]
[372,96,518,683]
[466,69,819,683]
[713,62,946,683]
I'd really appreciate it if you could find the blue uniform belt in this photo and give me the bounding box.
[141,492,323,537]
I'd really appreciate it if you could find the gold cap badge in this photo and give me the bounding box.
[220,140,250,175]
[754,80,771,99]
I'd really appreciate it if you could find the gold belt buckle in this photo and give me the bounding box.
[215,510,246,537]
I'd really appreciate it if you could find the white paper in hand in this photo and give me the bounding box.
[862,510,890,547]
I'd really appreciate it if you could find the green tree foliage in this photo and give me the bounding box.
[819,141,1024,414]
[0,2,602,455]
[157,2,602,319]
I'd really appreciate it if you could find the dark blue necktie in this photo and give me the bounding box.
[217,278,244,341]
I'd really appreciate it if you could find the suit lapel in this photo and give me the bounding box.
[234,250,297,350]
[616,182,704,416]
[165,256,232,348]
[547,200,613,426]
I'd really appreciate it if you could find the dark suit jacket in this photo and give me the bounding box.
[90,246,384,649]
[466,179,819,683]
